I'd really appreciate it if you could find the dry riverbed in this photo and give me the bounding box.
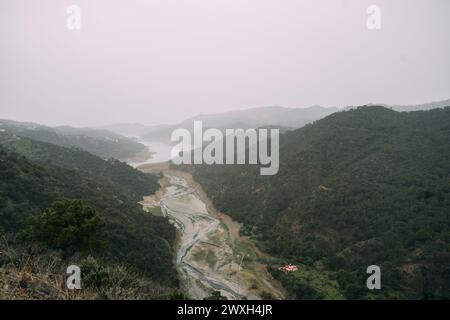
[138,163,285,300]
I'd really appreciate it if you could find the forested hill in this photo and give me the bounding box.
[187,106,450,299]
[0,119,147,160]
[0,133,178,298]
[2,134,157,201]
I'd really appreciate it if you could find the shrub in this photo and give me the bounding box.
[21,199,105,256]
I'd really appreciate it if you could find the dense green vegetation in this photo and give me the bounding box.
[185,107,450,299]
[0,119,147,159]
[270,267,344,300]
[3,133,157,202]
[21,199,105,256]
[0,133,178,294]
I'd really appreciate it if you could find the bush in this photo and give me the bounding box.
[21,199,105,256]
[79,256,176,299]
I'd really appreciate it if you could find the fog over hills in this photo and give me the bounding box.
[140,105,340,142]
[97,123,171,138]
[381,98,450,112]
[178,105,340,129]
[1,0,449,302]
[346,98,450,112]
[4,98,449,149]
[98,99,450,143]
[0,119,147,160]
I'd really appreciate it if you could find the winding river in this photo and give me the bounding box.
[160,174,248,299]
[130,141,284,300]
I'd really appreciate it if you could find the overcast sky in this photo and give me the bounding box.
[1,0,449,127]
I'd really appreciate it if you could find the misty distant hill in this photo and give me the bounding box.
[101,100,450,143]
[389,98,450,111]
[0,119,147,160]
[98,123,172,138]
[141,105,339,142]
[179,105,339,128]
[141,100,450,142]
[346,98,450,112]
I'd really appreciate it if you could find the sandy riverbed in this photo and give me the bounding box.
[138,163,285,300]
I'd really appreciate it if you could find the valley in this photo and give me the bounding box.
[1,105,449,300]
[139,163,285,300]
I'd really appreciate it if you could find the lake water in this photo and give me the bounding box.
[127,139,174,167]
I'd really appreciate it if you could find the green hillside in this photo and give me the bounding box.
[185,106,450,299]
[0,119,147,160]
[0,133,177,297]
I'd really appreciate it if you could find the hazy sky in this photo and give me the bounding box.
[1,0,449,127]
